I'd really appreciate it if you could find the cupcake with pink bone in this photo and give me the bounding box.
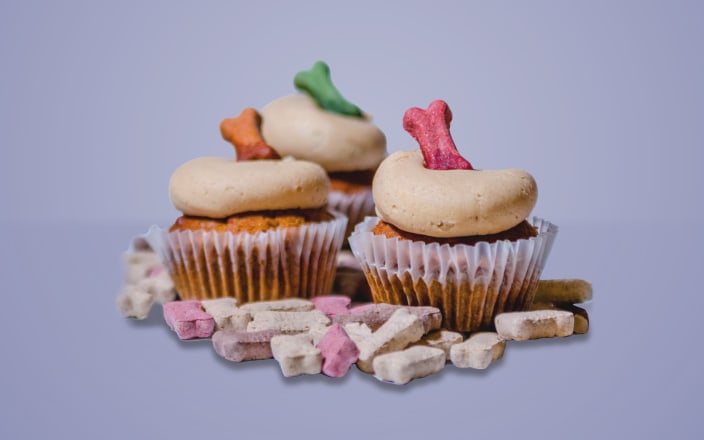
[349,100,557,332]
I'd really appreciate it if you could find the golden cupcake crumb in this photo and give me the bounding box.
[170,208,334,234]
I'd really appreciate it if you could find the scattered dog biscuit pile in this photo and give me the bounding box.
[118,244,592,385]
[116,237,177,319]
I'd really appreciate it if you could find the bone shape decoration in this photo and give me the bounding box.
[403,100,473,170]
[294,61,363,117]
[220,108,281,161]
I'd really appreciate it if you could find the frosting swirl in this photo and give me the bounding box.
[373,150,538,237]
[170,157,330,218]
[260,94,386,172]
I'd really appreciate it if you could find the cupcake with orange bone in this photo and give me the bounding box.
[349,100,557,332]
[147,108,347,303]
[260,61,387,239]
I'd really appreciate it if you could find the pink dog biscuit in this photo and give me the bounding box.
[334,303,442,333]
[163,300,215,340]
[311,295,351,318]
[403,100,473,170]
[212,329,281,362]
[316,324,359,378]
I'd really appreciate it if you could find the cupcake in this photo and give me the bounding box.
[348,100,557,332]
[260,61,387,240]
[147,108,347,303]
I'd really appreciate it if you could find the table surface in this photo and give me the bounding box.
[1,220,700,439]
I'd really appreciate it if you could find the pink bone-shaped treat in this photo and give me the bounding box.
[403,100,473,170]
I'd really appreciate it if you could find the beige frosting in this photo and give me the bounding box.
[169,157,330,218]
[260,94,387,172]
[372,150,538,237]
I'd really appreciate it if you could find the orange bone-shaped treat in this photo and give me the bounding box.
[403,100,473,170]
[220,108,281,161]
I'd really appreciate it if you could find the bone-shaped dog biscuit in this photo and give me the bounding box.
[356,308,425,373]
[246,310,330,334]
[450,332,505,369]
[271,334,322,377]
[220,107,280,160]
[403,100,472,170]
[373,345,446,385]
[534,279,593,304]
[495,310,574,341]
[294,61,362,117]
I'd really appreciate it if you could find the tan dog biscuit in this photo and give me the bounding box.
[534,279,593,304]
[417,330,464,360]
[136,269,176,304]
[116,285,153,319]
[307,324,333,346]
[334,303,441,333]
[239,298,314,313]
[123,250,162,285]
[495,310,574,341]
[247,310,330,334]
[373,346,445,385]
[529,302,590,334]
[356,309,425,373]
[342,322,373,347]
[201,298,253,332]
[271,334,322,377]
[450,332,505,369]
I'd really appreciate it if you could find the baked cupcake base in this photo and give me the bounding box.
[147,212,347,302]
[348,216,557,332]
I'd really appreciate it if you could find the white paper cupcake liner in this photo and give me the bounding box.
[327,188,376,241]
[348,216,558,332]
[146,212,348,303]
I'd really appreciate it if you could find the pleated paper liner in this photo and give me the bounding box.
[349,216,557,332]
[327,188,375,243]
[147,212,347,303]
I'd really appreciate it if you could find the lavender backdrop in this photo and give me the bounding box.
[1,1,702,439]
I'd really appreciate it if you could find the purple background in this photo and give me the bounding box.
[1,1,702,439]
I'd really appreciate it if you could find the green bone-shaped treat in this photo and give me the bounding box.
[294,61,363,117]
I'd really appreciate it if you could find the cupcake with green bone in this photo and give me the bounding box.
[260,61,387,240]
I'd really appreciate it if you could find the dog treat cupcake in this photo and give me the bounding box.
[147,108,347,303]
[348,100,557,332]
[260,61,387,239]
